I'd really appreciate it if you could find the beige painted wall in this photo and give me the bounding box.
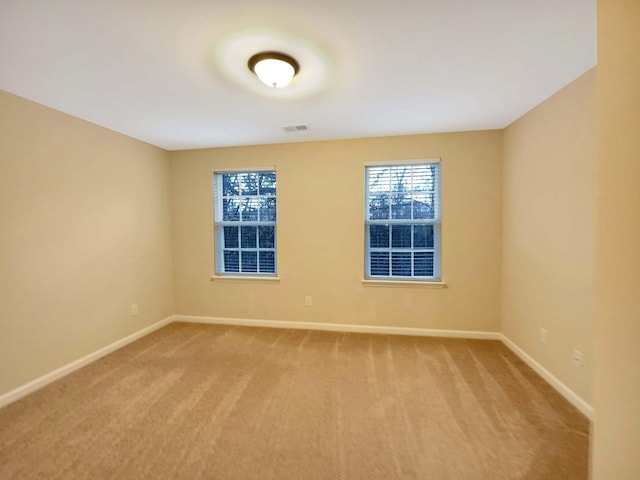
[170,131,502,331]
[593,0,640,477]
[502,70,596,405]
[0,91,174,396]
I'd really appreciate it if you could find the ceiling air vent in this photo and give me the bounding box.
[282,124,310,132]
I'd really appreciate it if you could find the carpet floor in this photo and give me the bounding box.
[0,322,589,479]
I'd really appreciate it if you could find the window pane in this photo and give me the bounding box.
[412,165,438,220]
[414,251,434,277]
[370,225,389,248]
[391,196,412,219]
[258,226,275,248]
[241,198,259,221]
[241,251,258,272]
[390,167,412,219]
[368,167,391,192]
[222,174,239,196]
[368,167,391,220]
[369,193,390,220]
[412,165,430,194]
[391,225,412,248]
[391,167,411,193]
[240,226,257,248]
[240,173,258,195]
[413,225,434,248]
[223,250,239,272]
[391,252,412,276]
[414,164,437,190]
[224,226,239,248]
[412,194,429,219]
[370,252,390,276]
[259,251,276,273]
[259,197,276,221]
[259,172,276,195]
[223,198,240,221]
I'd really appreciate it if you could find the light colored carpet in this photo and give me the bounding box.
[0,322,589,479]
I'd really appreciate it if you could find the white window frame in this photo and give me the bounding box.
[213,168,277,277]
[364,159,442,281]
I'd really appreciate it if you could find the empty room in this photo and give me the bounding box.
[0,1,638,478]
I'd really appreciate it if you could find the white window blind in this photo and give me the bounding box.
[365,161,441,280]
[213,171,277,275]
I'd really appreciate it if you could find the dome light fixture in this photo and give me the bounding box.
[248,51,300,88]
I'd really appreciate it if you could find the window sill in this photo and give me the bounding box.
[210,275,280,284]
[361,279,447,288]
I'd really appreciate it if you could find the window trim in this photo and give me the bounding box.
[364,158,442,282]
[213,168,278,278]
[210,275,281,283]
[361,279,447,288]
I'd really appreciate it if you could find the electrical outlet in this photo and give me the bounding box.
[539,328,548,345]
[573,349,584,367]
[304,296,312,307]
[130,304,139,316]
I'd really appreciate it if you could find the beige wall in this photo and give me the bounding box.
[593,0,640,477]
[0,91,174,396]
[170,131,502,331]
[2,54,611,465]
[502,70,596,405]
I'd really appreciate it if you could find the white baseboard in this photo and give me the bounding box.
[0,316,173,409]
[173,315,502,340]
[176,315,593,419]
[1,313,593,423]
[500,334,594,420]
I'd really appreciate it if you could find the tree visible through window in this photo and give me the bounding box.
[213,171,277,275]
[365,162,441,279]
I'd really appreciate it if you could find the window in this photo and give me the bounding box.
[365,161,441,280]
[213,170,277,275]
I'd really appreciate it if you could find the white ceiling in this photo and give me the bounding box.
[0,0,596,151]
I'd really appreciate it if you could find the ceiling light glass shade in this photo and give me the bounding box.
[254,59,294,88]
[248,52,300,88]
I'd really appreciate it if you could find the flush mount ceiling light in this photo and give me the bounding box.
[248,51,300,88]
